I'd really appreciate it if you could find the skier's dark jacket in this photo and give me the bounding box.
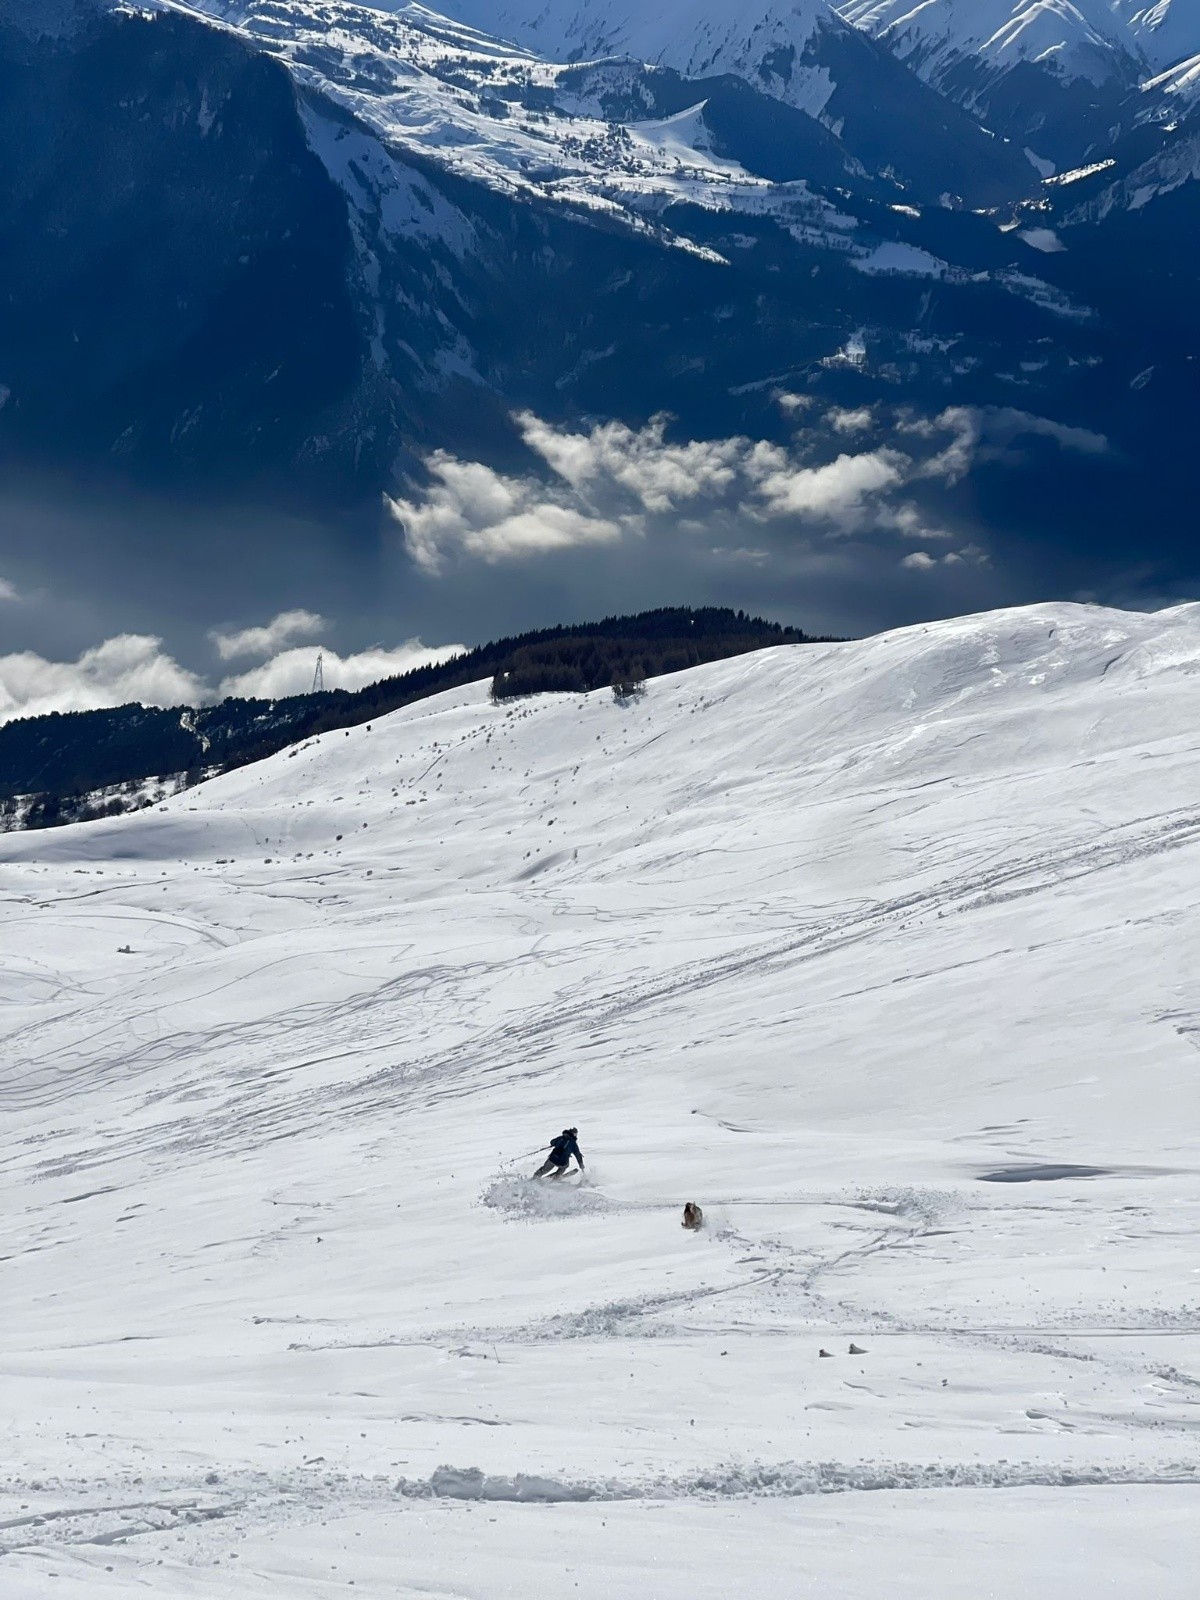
[549,1132,582,1167]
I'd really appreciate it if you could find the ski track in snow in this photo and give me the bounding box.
[3,601,1200,1595]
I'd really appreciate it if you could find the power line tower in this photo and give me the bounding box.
[311,652,325,694]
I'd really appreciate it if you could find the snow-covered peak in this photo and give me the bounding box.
[843,0,1200,80]
[439,0,846,114]
[840,0,1144,83]
[1118,0,1200,70]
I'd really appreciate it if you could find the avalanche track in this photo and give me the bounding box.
[2,601,1199,1597]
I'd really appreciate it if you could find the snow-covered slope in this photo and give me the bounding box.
[441,0,844,115]
[3,601,1199,1595]
[170,0,845,236]
[1148,46,1200,100]
[837,0,1196,166]
[841,0,1141,85]
[1119,0,1200,70]
[842,0,1200,79]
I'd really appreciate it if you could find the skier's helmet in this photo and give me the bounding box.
[564,1127,577,1138]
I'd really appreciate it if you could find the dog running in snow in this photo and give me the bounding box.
[682,1202,704,1230]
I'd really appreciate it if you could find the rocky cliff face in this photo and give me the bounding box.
[0,8,379,502]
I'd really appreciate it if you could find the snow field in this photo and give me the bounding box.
[2,601,1200,1594]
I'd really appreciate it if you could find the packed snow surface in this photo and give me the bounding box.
[3,602,1200,1595]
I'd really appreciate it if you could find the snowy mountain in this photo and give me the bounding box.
[178,0,1034,208]
[838,0,1200,164]
[840,0,1200,80]
[1,0,1198,585]
[840,0,1140,86]
[3,600,1200,1594]
[1148,46,1200,99]
[1119,0,1200,70]
[441,0,846,114]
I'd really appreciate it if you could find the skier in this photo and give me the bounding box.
[532,1127,584,1179]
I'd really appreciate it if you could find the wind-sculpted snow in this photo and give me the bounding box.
[2,601,1199,1595]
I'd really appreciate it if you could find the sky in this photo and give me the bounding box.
[0,397,1184,726]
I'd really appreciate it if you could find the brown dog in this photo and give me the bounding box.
[682,1202,703,1231]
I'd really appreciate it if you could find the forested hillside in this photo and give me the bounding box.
[0,609,825,830]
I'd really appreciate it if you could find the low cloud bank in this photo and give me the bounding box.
[0,635,207,726]
[210,608,325,662]
[217,640,463,700]
[387,404,1106,577]
[0,623,463,729]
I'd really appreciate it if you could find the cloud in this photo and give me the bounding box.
[902,544,990,573]
[0,635,207,726]
[388,453,623,575]
[984,407,1107,457]
[0,626,465,728]
[882,503,954,540]
[519,412,748,513]
[827,406,874,435]
[754,449,907,525]
[0,577,17,601]
[388,414,943,576]
[387,404,1109,585]
[912,405,1108,483]
[210,608,326,661]
[775,391,815,415]
[218,639,464,700]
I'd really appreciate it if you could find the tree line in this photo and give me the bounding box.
[0,608,835,830]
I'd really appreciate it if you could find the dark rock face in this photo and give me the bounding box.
[810,20,1038,204]
[936,55,1141,171]
[0,10,375,501]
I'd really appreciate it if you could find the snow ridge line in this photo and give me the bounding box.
[401,1459,1200,1504]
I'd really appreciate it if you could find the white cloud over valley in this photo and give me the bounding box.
[0,635,207,726]
[210,608,326,661]
[217,639,463,700]
[386,405,1107,578]
[0,617,464,729]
